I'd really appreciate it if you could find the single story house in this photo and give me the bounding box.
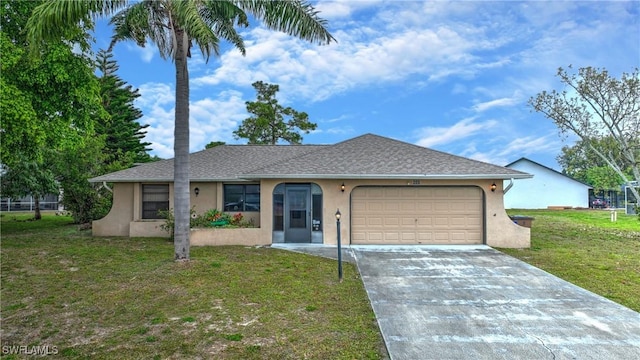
[90,134,533,248]
[504,157,591,209]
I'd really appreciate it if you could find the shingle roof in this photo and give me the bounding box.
[90,145,325,182]
[90,134,530,182]
[244,134,530,179]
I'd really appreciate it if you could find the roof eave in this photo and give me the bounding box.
[89,178,174,183]
[239,173,534,180]
[88,177,253,183]
[90,174,533,183]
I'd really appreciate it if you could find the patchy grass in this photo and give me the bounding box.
[0,211,75,234]
[500,209,640,312]
[1,213,386,359]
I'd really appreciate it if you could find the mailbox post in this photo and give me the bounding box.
[335,209,343,282]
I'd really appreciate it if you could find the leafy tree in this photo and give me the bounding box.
[205,141,226,149]
[0,32,43,164]
[558,137,632,191]
[52,138,113,224]
[95,48,152,170]
[530,66,640,203]
[234,81,317,144]
[2,0,107,220]
[27,0,334,261]
[584,166,628,193]
[0,158,58,220]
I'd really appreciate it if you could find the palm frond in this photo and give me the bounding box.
[110,1,175,60]
[197,0,249,59]
[236,0,335,45]
[27,0,127,53]
[171,0,219,61]
[110,3,149,49]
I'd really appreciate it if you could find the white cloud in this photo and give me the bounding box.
[314,1,354,19]
[460,133,563,166]
[136,83,174,109]
[472,94,521,113]
[498,134,561,158]
[315,0,382,20]
[188,90,247,151]
[135,84,247,158]
[190,5,512,103]
[126,42,157,63]
[414,117,498,148]
[321,114,351,124]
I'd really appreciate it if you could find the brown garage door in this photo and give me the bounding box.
[351,186,483,245]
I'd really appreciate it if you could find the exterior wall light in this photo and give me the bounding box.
[341,182,345,192]
[194,187,200,197]
[490,183,497,192]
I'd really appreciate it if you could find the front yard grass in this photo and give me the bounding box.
[1,212,386,359]
[3,208,638,358]
[500,209,640,312]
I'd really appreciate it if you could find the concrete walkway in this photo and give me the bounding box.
[273,244,640,360]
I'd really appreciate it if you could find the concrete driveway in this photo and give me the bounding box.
[274,244,640,360]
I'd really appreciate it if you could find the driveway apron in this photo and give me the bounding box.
[352,246,640,360]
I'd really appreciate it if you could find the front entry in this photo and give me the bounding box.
[284,185,312,243]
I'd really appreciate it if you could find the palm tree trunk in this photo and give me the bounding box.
[173,26,190,261]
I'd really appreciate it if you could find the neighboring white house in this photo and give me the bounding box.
[504,157,591,209]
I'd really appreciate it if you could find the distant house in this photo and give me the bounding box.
[504,157,591,209]
[90,134,533,248]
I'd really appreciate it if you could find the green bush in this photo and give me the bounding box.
[158,208,203,238]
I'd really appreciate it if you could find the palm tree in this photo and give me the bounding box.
[27,0,334,261]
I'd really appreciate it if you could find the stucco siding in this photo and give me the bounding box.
[191,228,267,246]
[130,221,166,237]
[93,178,529,248]
[92,183,134,236]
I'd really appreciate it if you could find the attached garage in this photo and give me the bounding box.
[351,186,484,245]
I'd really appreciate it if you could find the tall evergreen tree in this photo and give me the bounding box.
[95,49,152,170]
[234,81,317,144]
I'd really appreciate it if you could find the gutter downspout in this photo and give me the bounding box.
[503,178,514,194]
[98,181,113,194]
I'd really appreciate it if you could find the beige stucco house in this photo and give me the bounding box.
[90,134,533,248]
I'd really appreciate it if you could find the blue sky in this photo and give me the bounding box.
[94,1,639,169]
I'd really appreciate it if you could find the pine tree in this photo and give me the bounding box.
[95,49,152,170]
[234,81,317,144]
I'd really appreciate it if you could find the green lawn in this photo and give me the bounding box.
[2,209,638,358]
[500,209,640,312]
[0,212,386,359]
